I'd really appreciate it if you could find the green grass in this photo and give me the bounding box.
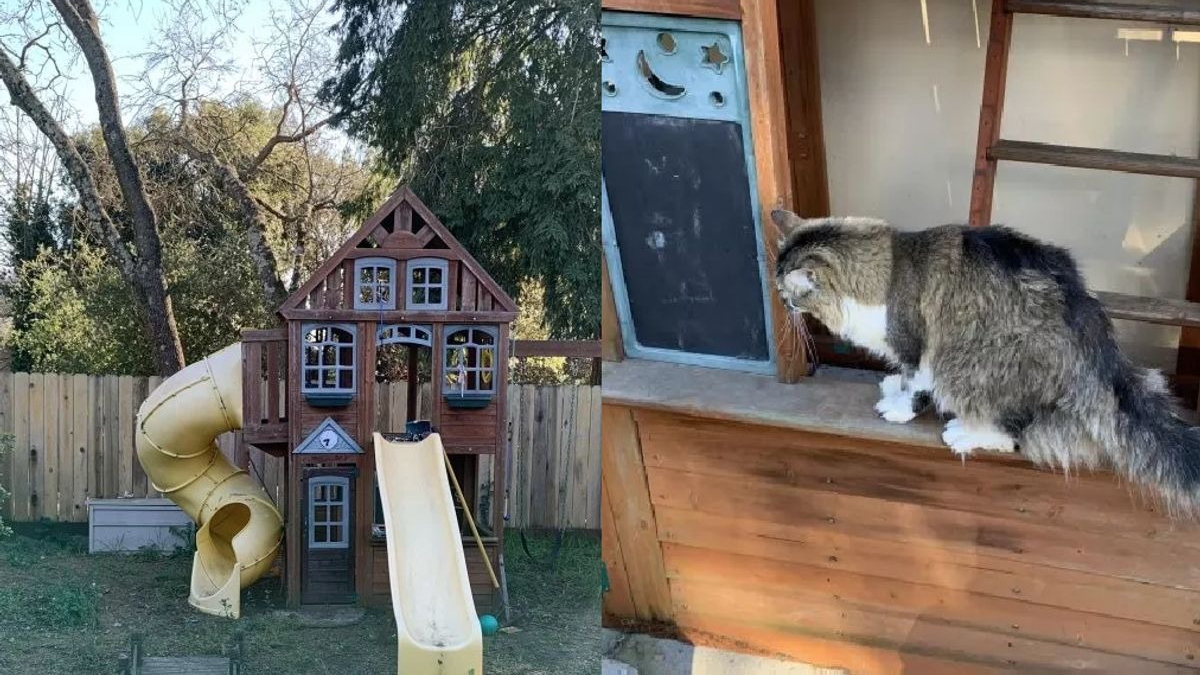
[0,524,599,675]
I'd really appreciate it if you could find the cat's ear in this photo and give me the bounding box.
[770,208,807,241]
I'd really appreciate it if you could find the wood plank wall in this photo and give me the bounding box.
[0,373,600,530]
[602,404,1200,675]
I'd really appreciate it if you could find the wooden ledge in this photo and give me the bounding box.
[603,359,955,453]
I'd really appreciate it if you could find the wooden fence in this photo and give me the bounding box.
[0,373,601,530]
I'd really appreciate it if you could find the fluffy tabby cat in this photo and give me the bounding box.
[771,208,1200,509]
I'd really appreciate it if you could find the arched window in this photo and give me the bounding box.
[302,324,356,393]
[354,257,396,310]
[443,326,497,394]
[408,258,449,311]
[376,323,433,347]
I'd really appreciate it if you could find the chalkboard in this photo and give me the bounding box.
[602,111,769,361]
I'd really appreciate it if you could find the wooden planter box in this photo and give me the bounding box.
[87,498,194,554]
[602,359,1200,675]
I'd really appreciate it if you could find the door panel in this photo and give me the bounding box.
[302,473,355,604]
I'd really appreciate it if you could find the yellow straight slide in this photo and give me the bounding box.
[135,343,283,619]
[374,432,483,675]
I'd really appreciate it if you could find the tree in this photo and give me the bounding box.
[0,0,185,373]
[322,0,601,339]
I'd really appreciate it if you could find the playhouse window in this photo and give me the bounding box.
[443,326,497,394]
[308,476,350,549]
[408,258,449,311]
[354,257,396,310]
[302,324,356,393]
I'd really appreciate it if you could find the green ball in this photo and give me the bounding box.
[479,614,499,635]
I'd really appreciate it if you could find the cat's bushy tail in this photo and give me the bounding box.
[1023,331,1200,513]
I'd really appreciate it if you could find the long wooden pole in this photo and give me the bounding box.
[443,448,500,589]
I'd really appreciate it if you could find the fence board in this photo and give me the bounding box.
[2,373,598,529]
[11,373,29,519]
[0,372,10,518]
[42,374,59,520]
[71,374,89,522]
[118,376,134,497]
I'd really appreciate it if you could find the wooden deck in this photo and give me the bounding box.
[602,360,1200,674]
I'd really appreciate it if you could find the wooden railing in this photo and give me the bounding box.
[240,329,288,449]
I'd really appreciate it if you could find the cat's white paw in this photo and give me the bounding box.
[942,420,1014,455]
[879,374,905,398]
[875,394,916,424]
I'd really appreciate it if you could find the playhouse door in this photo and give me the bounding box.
[302,472,356,604]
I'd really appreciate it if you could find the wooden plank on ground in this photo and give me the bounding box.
[71,374,88,522]
[600,404,672,621]
[11,373,29,520]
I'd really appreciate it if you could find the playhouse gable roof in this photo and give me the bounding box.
[279,186,518,316]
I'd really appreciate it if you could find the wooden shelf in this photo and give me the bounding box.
[988,140,1200,179]
[1006,0,1200,25]
[1095,291,1200,329]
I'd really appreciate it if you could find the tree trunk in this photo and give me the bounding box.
[53,0,185,374]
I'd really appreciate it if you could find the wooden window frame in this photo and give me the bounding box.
[353,257,397,310]
[301,323,357,394]
[443,326,498,394]
[407,258,449,311]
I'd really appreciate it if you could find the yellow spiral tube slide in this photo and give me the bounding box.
[135,343,283,619]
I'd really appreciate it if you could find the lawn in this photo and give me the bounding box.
[0,523,599,675]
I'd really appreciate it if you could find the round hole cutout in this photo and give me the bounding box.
[709,91,725,107]
[657,32,677,54]
[603,80,618,96]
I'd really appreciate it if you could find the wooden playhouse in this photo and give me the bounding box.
[241,186,515,610]
[600,1,1200,673]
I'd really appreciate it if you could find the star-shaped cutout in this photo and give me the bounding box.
[700,41,729,74]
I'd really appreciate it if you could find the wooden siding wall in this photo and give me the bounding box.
[295,252,506,314]
[602,405,1200,674]
[0,374,600,530]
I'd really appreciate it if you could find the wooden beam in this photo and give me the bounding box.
[741,0,806,382]
[240,328,287,342]
[1007,0,1200,25]
[600,404,673,621]
[1174,177,1200,407]
[777,0,830,219]
[600,0,740,20]
[601,255,624,362]
[511,340,601,359]
[1095,291,1200,329]
[280,308,517,323]
[968,0,1014,227]
[990,140,1200,179]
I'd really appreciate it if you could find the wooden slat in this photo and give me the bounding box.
[71,374,88,521]
[587,386,602,526]
[601,479,637,620]
[446,260,459,312]
[740,0,804,382]
[600,405,672,621]
[569,386,594,528]
[968,0,1013,227]
[665,543,1200,669]
[600,0,739,19]
[1007,0,1200,25]
[11,373,29,520]
[990,139,1200,179]
[601,255,623,362]
[118,375,134,498]
[42,374,59,520]
[1096,290,1200,328]
[460,271,478,311]
[131,378,150,497]
[266,341,281,423]
[778,0,830,220]
[0,372,11,518]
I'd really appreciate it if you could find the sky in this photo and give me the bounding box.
[43,0,334,128]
